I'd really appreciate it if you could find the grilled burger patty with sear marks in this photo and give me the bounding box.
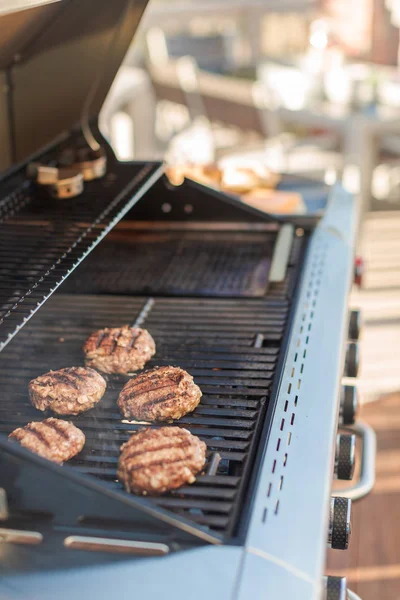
[83,326,156,375]
[9,418,85,464]
[117,366,202,422]
[117,426,207,495]
[29,366,106,415]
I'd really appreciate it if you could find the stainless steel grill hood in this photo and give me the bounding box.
[0,0,148,170]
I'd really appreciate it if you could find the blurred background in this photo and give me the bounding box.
[98,2,400,598]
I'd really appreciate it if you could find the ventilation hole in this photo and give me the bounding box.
[287,383,292,394]
[280,418,285,431]
[312,300,316,308]
[267,482,272,496]
[284,453,288,466]
[306,336,309,344]
[303,349,307,359]
[262,507,267,523]
[275,499,280,515]
[302,314,306,322]
[308,323,312,331]
[300,363,304,374]
[300,326,303,333]
[291,413,295,426]
[276,438,281,451]
[294,395,298,406]
[310,311,314,318]
[291,367,295,378]
[272,460,276,473]
[297,379,301,389]
[279,476,284,491]
[294,353,298,362]
[287,432,292,445]
[284,400,288,412]
[297,339,300,348]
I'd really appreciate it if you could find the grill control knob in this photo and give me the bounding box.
[348,309,362,341]
[344,342,359,378]
[328,497,351,549]
[335,434,356,480]
[324,576,347,600]
[339,385,358,425]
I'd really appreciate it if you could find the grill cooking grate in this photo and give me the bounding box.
[0,292,291,538]
[0,154,162,352]
[63,230,275,297]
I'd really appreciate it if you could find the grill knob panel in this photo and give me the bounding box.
[335,434,356,480]
[325,576,347,600]
[329,497,351,550]
[345,342,359,378]
[348,309,362,341]
[339,385,358,425]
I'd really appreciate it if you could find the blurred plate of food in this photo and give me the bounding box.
[164,163,306,216]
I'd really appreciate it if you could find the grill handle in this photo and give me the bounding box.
[336,422,376,501]
[347,590,363,600]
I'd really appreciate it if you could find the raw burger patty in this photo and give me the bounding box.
[29,366,106,415]
[83,326,155,374]
[117,366,202,422]
[9,418,85,464]
[118,426,207,495]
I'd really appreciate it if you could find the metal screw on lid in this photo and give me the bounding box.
[348,309,362,341]
[345,342,359,378]
[328,497,351,550]
[339,385,358,425]
[335,434,356,480]
[324,576,347,600]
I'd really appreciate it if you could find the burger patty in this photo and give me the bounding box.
[83,326,156,374]
[29,366,106,415]
[117,426,207,495]
[117,366,202,422]
[9,418,85,464]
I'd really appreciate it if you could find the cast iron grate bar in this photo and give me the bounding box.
[0,293,289,537]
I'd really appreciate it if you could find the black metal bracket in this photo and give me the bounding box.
[0,436,222,546]
[127,174,287,225]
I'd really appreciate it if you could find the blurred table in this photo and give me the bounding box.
[276,102,400,214]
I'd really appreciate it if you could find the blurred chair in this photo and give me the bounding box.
[100,67,158,160]
[146,26,236,74]
[145,28,343,178]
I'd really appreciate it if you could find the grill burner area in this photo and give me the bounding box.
[64,231,275,297]
[0,292,291,538]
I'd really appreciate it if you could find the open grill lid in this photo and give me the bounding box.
[0,0,149,170]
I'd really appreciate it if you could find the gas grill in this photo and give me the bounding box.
[0,2,375,600]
